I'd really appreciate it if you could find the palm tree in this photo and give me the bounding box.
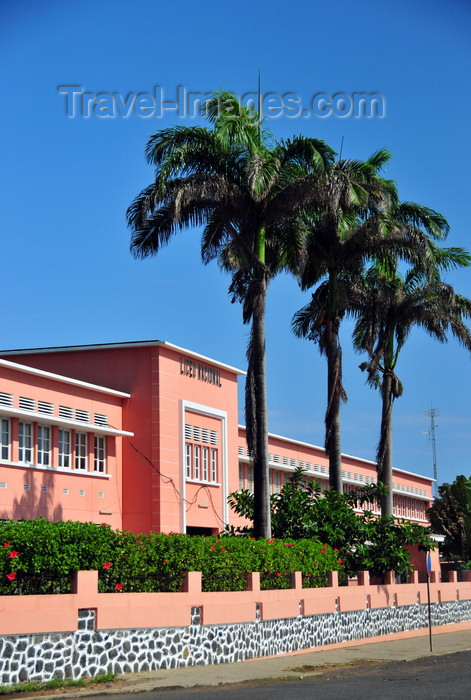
[292,153,397,492]
[127,91,334,538]
[352,259,471,516]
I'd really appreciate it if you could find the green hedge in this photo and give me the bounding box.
[0,519,342,595]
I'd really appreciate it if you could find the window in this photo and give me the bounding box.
[211,448,217,482]
[247,464,254,494]
[1,418,10,460]
[18,422,32,463]
[94,435,106,473]
[239,463,244,489]
[37,425,51,466]
[185,443,192,478]
[193,445,200,480]
[75,432,88,470]
[58,429,71,468]
[185,422,219,483]
[273,469,281,493]
[202,446,209,481]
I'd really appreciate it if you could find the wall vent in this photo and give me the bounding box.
[75,409,90,423]
[94,413,108,426]
[38,401,54,415]
[0,392,13,407]
[0,482,7,489]
[59,405,74,419]
[24,484,30,491]
[19,397,36,411]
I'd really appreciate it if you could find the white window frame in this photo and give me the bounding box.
[37,425,51,466]
[239,462,245,490]
[211,448,217,483]
[58,428,71,468]
[1,418,10,461]
[185,442,192,478]
[193,444,200,480]
[202,446,209,481]
[18,421,33,463]
[75,432,88,470]
[180,400,228,533]
[94,435,106,473]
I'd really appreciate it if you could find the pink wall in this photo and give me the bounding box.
[1,568,470,636]
[0,361,127,528]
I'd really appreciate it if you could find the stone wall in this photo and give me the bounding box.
[1,600,471,686]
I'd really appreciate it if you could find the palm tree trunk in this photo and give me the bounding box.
[326,321,343,493]
[250,278,271,539]
[378,370,394,516]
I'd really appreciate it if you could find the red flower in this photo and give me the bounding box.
[284,543,294,547]
[103,562,111,569]
[163,559,169,563]
[320,548,326,554]
[9,551,20,559]
[307,573,312,578]
[3,542,10,548]
[276,572,281,577]
[115,583,123,591]
[334,548,339,552]
[338,558,343,564]
[210,545,217,550]
[268,538,275,544]
[215,539,220,543]
[221,547,226,552]
[6,572,16,582]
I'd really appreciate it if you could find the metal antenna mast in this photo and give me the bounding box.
[425,408,439,498]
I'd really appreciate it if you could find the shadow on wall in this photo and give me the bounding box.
[0,470,63,522]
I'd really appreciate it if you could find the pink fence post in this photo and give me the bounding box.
[246,572,261,592]
[290,571,302,590]
[357,571,370,586]
[71,570,98,596]
[182,571,202,594]
[410,570,419,584]
[328,570,339,588]
[384,571,395,585]
[448,570,458,583]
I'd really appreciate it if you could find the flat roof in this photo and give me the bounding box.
[0,340,246,376]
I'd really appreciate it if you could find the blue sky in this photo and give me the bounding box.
[2,0,471,487]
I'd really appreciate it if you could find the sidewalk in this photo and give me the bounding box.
[24,624,471,697]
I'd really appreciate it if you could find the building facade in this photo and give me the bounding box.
[0,341,434,534]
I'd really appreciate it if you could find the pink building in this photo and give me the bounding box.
[0,341,434,534]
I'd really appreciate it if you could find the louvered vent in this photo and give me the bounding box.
[41,486,48,493]
[75,409,90,423]
[238,446,244,455]
[38,401,54,415]
[184,424,192,439]
[193,426,201,441]
[0,392,13,407]
[0,482,7,489]
[201,428,210,444]
[19,397,36,411]
[94,413,108,426]
[24,484,30,491]
[59,405,74,419]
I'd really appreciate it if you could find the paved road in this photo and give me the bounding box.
[88,650,471,700]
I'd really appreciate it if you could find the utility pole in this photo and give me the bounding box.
[425,408,439,498]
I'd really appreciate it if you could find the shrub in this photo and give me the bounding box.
[0,519,342,595]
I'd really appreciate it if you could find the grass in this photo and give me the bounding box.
[0,671,116,695]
